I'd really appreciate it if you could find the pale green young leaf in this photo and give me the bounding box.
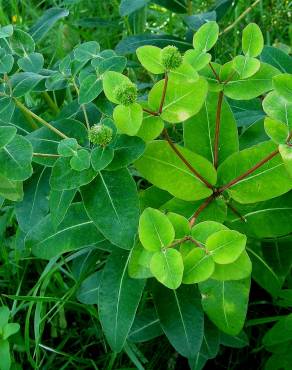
[279,144,292,177]
[150,249,183,289]
[233,55,260,79]
[148,77,208,123]
[139,207,175,252]
[242,23,264,57]
[199,278,250,335]
[98,249,145,352]
[57,138,78,157]
[136,112,164,142]
[193,21,219,52]
[128,242,153,279]
[3,323,20,340]
[273,73,292,102]
[168,61,199,84]
[135,140,217,201]
[211,251,252,281]
[206,229,247,264]
[191,221,228,244]
[264,117,289,144]
[136,45,164,74]
[184,49,211,71]
[218,141,292,203]
[113,103,143,136]
[81,169,139,250]
[0,126,17,149]
[263,91,292,128]
[90,146,114,171]
[166,212,190,239]
[184,92,239,165]
[151,283,204,358]
[183,248,215,284]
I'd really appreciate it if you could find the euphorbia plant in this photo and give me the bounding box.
[0,19,292,369]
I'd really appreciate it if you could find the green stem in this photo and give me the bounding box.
[42,91,59,115]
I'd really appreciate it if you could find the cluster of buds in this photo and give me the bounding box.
[161,45,182,70]
[88,124,113,147]
[114,83,138,106]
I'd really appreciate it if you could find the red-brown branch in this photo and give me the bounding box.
[163,129,214,190]
[143,108,159,116]
[213,91,224,169]
[218,149,279,193]
[189,195,215,227]
[227,202,246,223]
[159,73,169,114]
[208,63,221,82]
[168,235,206,251]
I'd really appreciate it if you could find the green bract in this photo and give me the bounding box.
[1,18,291,369]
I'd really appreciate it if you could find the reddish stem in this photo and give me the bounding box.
[163,129,214,190]
[227,202,246,223]
[213,91,224,169]
[168,235,206,251]
[208,63,221,82]
[159,73,169,114]
[143,108,159,116]
[218,149,279,193]
[189,195,214,227]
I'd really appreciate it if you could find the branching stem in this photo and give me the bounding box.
[168,235,206,251]
[189,194,214,227]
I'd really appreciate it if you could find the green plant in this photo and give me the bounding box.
[0,16,292,370]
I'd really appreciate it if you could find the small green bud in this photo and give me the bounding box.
[161,46,182,70]
[114,83,137,106]
[88,124,113,147]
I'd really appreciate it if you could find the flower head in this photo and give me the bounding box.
[88,124,113,147]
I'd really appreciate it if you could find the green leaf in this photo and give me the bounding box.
[98,249,145,352]
[73,41,100,62]
[206,230,246,264]
[193,21,219,52]
[79,74,103,104]
[273,73,292,102]
[139,207,175,252]
[50,157,97,190]
[136,111,164,142]
[128,308,163,343]
[70,149,90,171]
[183,248,215,284]
[264,117,289,144]
[0,25,13,38]
[0,52,14,74]
[218,141,292,203]
[224,63,280,100]
[151,282,204,358]
[76,271,101,305]
[106,134,145,170]
[0,126,17,149]
[135,140,216,201]
[113,103,143,136]
[148,77,208,123]
[0,339,10,370]
[57,138,78,157]
[3,323,20,339]
[11,72,46,97]
[15,167,50,232]
[211,251,252,281]
[263,91,292,128]
[119,0,149,16]
[91,146,114,171]
[49,188,77,228]
[150,248,183,289]
[168,61,199,84]
[263,313,292,347]
[184,49,211,71]
[261,46,292,74]
[10,28,35,56]
[103,71,131,104]
[242,23,263,57]
[27,203,105,259]
[128,242,153,279]
[199,278,250,335]
[29,7,69,42]
[191,221,228,243]
[0,306,9,327]
[184,92,238,165]
[233,55,260,79]
[81,169,139,250]
[226,193,292,238]
[93,55,127,75]
[279,144,292,177]
[0,134,33,181]
[17,52,44,73]
[0,175,23,201]
[166,212,190,239]
[136,45,164,74]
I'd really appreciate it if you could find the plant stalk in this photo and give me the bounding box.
[213,91,224,169]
